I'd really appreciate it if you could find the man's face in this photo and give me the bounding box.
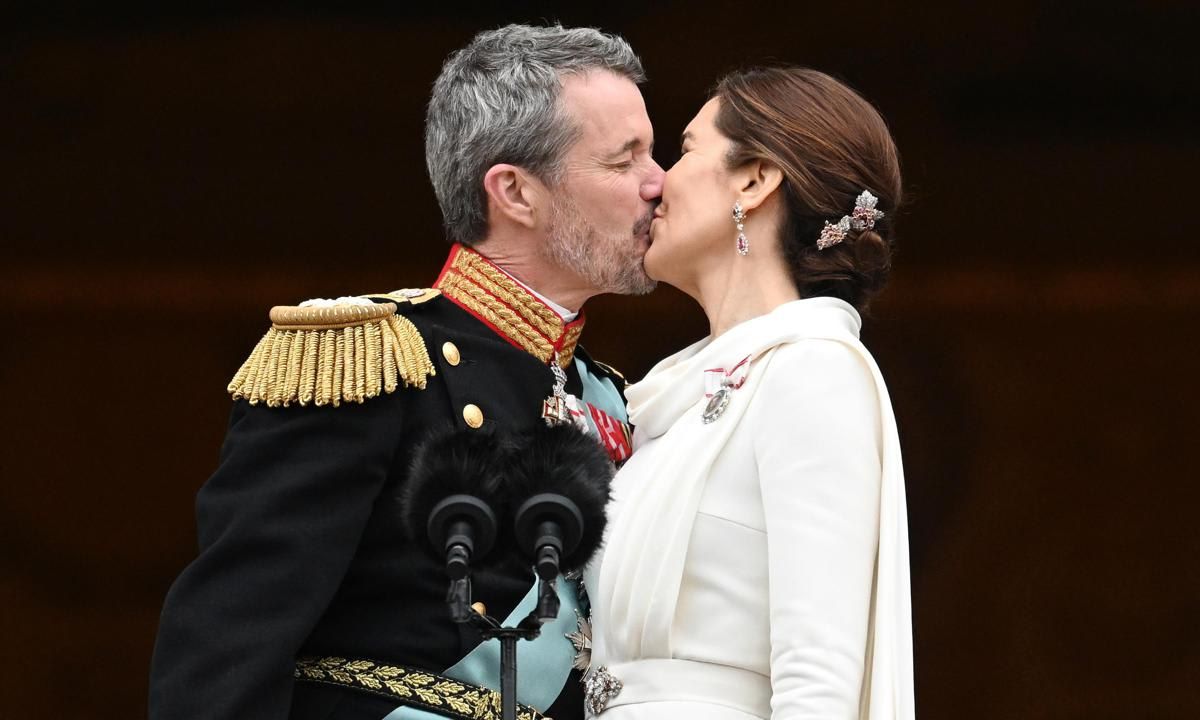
[542,70,665,297]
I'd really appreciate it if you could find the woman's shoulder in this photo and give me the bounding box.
[748,338,881,421]
[760,337,875,387]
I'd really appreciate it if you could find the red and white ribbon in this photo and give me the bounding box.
[702,354,753,398]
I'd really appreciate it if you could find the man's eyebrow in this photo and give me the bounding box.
[603,138,642,160]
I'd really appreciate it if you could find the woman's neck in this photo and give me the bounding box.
[692,248,801,338]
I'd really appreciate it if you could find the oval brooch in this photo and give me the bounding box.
[701,384,733,424]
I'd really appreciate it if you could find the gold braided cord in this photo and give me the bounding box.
[318,329,336,406]
[358,328,370,398]
[284,331,304,406]
[364,320,381,398]
[440,273,554,356]
[459,253,563,331]
[439,273,555,362]
[438,247,585,368]
[275,330,297,406]
[344,326,357,402]
[228,307,433,407]
[380,320,399,393]
[348,326,361,402]
[279,331,296,406]
[559,322,585,367]
[386,315,435,389]
[248,336,269,402]
[261,327,283,403]
[270,302,393,329]
[452,252,563,340]
[334,329,348,406]
[248,329,268,402]
[267,331,285,405]
[299,330,319,405]
[346,327,362,403]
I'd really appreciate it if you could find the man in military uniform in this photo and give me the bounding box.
[149,24,663,720]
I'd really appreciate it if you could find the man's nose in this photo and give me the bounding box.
[640,159,665,201]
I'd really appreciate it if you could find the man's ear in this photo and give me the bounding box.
[734,159,784,213]
[483,164,544,229]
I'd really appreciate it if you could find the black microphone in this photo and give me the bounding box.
[400,425,513,621]
[427,493,497,580]
[509,423,615,620]
[514,493,582,582]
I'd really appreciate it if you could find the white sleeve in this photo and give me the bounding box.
[749,340,882,719]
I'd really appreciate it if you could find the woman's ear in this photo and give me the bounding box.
[483,164,544,229]
[734,159,784,213]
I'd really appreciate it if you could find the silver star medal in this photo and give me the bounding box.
[565,609,592,671]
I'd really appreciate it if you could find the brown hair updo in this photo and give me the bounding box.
[713,67,902,313]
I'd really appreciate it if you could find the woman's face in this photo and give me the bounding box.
[645,97,737,290]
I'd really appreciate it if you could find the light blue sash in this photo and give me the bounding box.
[576,358,629,426]
[382,574,580,720]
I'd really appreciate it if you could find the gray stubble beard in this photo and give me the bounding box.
[543,195,657,297]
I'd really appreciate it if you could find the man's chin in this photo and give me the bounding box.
[635,230,652,253]
[604,255,656,296]
[628,275,658,295]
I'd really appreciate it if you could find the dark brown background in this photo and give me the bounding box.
[3,1,1198,718]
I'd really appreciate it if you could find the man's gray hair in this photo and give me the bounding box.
[425,24,646,246]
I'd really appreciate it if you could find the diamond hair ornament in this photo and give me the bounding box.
[816,190,885,250]
[817,216,851,250]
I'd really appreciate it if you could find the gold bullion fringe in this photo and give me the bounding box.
[228,307,434,407]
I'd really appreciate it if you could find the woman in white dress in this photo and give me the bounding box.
[583,68,914,719]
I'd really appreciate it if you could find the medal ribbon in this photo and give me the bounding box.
[702,354,753,397]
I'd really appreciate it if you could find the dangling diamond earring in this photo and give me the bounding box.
[733,202,748,256]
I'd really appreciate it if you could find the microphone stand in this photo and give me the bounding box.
[449,581,558,720]
[416,423,610,720]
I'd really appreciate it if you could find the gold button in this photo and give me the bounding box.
[471,601,487,616]
[442,341,461,366]
[462,403,484,429]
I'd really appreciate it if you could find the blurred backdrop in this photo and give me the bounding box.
[2,1,1198,718]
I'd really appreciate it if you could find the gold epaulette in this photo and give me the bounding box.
[227,295,437,407]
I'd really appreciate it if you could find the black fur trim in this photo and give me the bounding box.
[508,423,615,572]
[400,423,518,569]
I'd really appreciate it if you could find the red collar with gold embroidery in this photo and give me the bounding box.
[434,244,586,368]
